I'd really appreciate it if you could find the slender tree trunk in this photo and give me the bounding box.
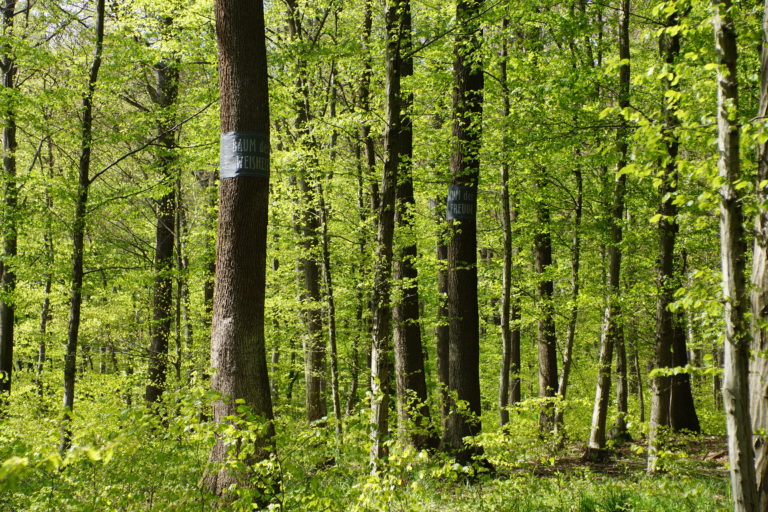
[146,54,179,405]
[0,0,16,404]
[498,18,513,428]
[556,165,582,431]
[712,0,759,509]
[752,2,768,509]
[369,0,405,468]
[61,0,104,452]
[434,198,450,428]
[346,141,366,414]
[534,174,558,434]
[587,0,629,458]
[202,0,276,499]
[318,179,342,437]
[442,0,484,461]
[285,0,327,424]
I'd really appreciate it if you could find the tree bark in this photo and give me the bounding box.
[712,0,759,509]
[202,0,276,499]
[369,0,406,468]
[285,0,327,424]
[0,0,16,404]
[499,18,513,428]
[442,0,484,461]
[145,53,179,405]
[752,1,768,509]
[392,0,434,450]
[648,3,685,471]
[556,164,582,431]
[588,0,629,457]
[534,174,558,434]
[61,0,104,452]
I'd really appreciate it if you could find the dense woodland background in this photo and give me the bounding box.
[0,0,766,510]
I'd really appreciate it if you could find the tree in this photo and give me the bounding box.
[392,0,434,450]
[369,0,407,467]
[61,0,105,452]
[587,0,629,458]
[145,18,180,405]
[442,0,484,460]
[752,1,768,508]
[712,0,758,508]
[0,0,16,405]
[201,0,276,499]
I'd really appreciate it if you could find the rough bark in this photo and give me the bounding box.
[670,308,700,432]
[713,0,759,509]
[442,0,484,461]
[60,0,104,452]
[202,0,276,499]
[392,0,433,450]
[434,198,450,427]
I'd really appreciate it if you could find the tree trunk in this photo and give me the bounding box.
[202,0,276,499]
[442,0,484,461]
[713,0,759,509]
[61,0,104,452]
[534,174,558,434]
[392,0,433,450]
[369,0,406,468]
[145,53,179,405]
[752,1,768,509]
[670,309,700,432]
[317,179,342,437]
[434,198,450,428]
[587,0,629,457]
[648,3,685,472]
[0,0,16,404]
[556,164,582,431]
[285,0,327,424]
[498,18,513,428]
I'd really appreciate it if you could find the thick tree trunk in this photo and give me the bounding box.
[392,0,433,450]
[587,0,629,458]
[202,0,276,499]
[369,0,406,468]
[752,2,768,509]
[648,4,684,472]
[670,309,700,432]
[441,0,484,461]
[0,0,16,404]
[145,55,179,405]
[713,0,759,509]
[61,0,104,452]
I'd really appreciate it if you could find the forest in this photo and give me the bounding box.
[1,0,768,510]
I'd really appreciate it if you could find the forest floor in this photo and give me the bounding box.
[0,376,733,511]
